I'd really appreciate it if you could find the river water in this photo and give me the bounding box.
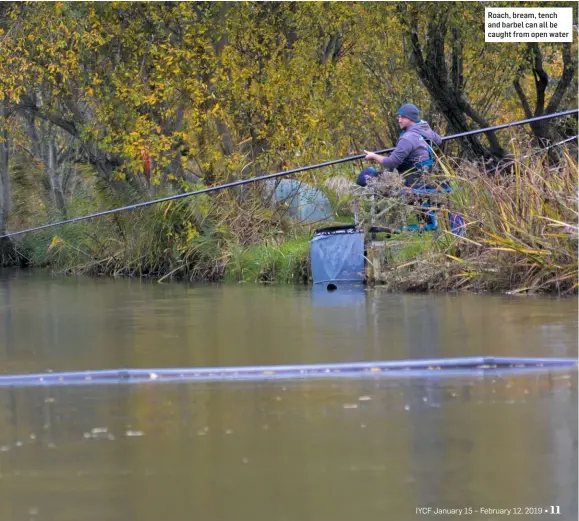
[0,269,577,521]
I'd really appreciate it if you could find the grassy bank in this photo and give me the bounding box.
[6,145,578,295]
[376,148,578,294]
[10,181,315,284]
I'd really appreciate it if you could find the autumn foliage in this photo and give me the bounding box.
[0,2,576,292]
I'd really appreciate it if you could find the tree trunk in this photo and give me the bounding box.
[0,97,15,264]
[18,95,129,190]
[403,8,506,160]
[28,112,69,218]
[0,99,11,236]
[46,136,67,218]
[513,43,576,148]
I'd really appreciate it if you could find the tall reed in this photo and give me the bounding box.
[384,146,578,294]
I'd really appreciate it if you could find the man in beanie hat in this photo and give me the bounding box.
[357,103,442,188]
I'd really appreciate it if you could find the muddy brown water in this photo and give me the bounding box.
[0,269,576,521]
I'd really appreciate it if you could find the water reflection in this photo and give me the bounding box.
[1,270,577,374]
[310,283,366,308]
[0,270,577,520]
[0,372,576,521]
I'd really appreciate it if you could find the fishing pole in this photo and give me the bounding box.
[488,134,578,174]
[1,108,577,239]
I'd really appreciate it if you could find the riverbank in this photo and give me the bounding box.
[4,149,577,295]
[369,148,578,294]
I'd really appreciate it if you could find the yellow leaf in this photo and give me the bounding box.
[47,236,65,253]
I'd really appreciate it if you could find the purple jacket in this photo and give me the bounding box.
[380,121,442,171]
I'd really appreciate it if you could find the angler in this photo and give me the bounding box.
[357,103,443,190]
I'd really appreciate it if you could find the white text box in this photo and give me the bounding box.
[485,8,573,42]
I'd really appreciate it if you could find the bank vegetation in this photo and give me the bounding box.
[0,2,576,294]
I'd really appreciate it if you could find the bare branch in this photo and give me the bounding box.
[546,43,576,114]
[17,95,78,137]
[530,43,548,116]
[513,78,533,119]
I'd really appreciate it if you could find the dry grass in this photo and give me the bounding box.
[12,141,578,294]
[380,146,578,294]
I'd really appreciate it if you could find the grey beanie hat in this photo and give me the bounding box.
[398,103,420,123]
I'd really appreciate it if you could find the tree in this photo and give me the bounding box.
[0,3,16,260]
[399,3,506,160]
[513,42,576,145]
[0,98,10,236]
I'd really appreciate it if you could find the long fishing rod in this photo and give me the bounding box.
[489,134,578,174]
[1,108,577,239]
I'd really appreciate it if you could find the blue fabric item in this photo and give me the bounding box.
[310,227,365,284]
[400,186,452,194]
[356,166,378,187]
[311,282,366,307]
[398,103,421,123]
[416,139,434,169]
[449,212,467,236]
